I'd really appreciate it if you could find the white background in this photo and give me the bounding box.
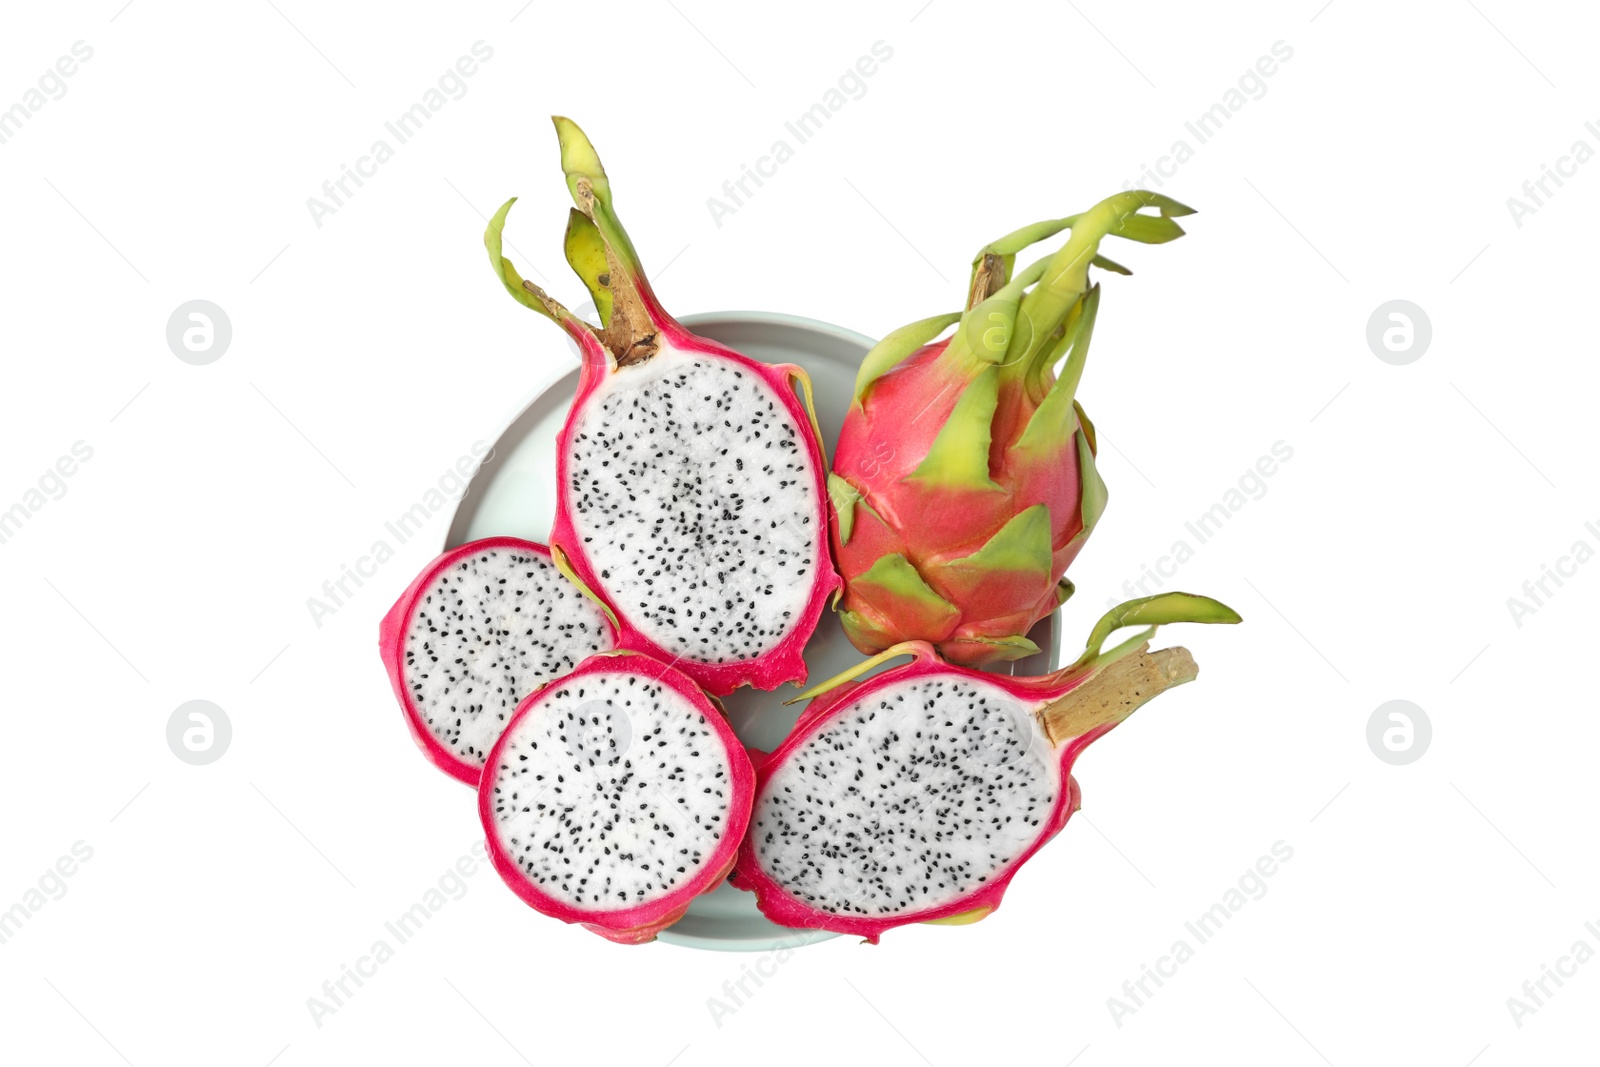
[1,1,1596,1064]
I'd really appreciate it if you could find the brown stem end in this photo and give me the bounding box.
[967,252,1006,309]
[1038,645,1198,746]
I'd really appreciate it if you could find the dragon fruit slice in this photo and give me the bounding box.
[379,537,614,785]
[829,193,1194,666]
[733,592,1239,942]
[479,650,755,944]
[484,117,840,697]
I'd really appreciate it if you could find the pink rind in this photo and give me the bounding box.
[377,536,616,787]
[477,650,756,943]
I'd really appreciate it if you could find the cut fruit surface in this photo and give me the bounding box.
[735,592,1240,941]
[479,651,755,943]
[564,339,823,669]
[485,117,840,696]
[753,673,1061,919]
[379,537,614,785]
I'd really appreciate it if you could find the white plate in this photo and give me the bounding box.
[447,310,1058,951]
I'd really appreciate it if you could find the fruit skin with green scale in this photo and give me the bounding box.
[827,192,1194,666]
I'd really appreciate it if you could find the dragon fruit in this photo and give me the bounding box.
[379,537,615,784]
[479,650,755,944]
[829,193,1194,666]
[733,592,1239,942]
[484,117,840,697]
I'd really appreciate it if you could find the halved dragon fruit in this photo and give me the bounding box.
[733,592,1240,942]
[485,117,840,697]
[379,537,614,784]
[479,650,754,944]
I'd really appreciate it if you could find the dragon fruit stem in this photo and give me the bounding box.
[966,215,1079,307]
[562,208,615,327]
[934,254,1054,377]
[485,198,596,341]
[1037,645,1198,745]
[1034,590,1239,742]
[553,116,674,365]
[553,116,645,280]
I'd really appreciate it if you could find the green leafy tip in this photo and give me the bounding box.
[563,208,614,326]
[553,115,611,206]
[786,641,933,704]
[1004,190,1193,375]
[1072,592,1241,671]
[853,312,961,406]
[485,197,570,324]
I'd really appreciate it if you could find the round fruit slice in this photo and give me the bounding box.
[379,537,614,784]
[479,650,754,944]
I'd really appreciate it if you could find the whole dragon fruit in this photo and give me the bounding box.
[829,194,1194,666]
[734,592,1239,942]
[379,537,614,784]
[487,118,840,696]
[479,650,754,944]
